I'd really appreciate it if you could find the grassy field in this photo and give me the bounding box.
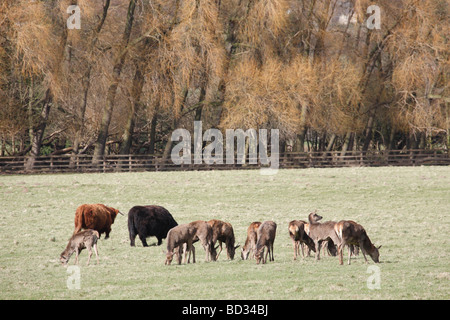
[0,166,449,300]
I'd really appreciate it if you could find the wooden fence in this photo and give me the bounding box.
[0,149,448,174]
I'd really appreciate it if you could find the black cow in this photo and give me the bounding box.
[128,205,178,247]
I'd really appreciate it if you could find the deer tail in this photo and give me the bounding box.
[334,222,343,241]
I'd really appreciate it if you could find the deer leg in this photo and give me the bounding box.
[183,243,188,264]
[268,244,272,262]
[337,244,344,265]
[176,245,183,265]
[204,242,210,262]
[216,241,223,260]
[270,243,274,261]
[256,247,263,264]
[347,245,352,265]
[314,241,321,260]
[292,239,297,260]
[251,242,256,260]
[225,240,232,260]
[321,241,328,256]
[93,243,99,264]
[75,249,79,265]
[186,243,191,263]
[262,247,267,264]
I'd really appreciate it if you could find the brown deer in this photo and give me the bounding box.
[165,224,196,265]
[188,220,217,263]
[241,221,261,260]
[306,212,339,261]
[60,229,99,266]
[255,221,277,264]
[208,219,239,260]
[334,220,381,265]
[288,220,316,260]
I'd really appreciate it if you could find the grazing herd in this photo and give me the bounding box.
[60,204,381,267]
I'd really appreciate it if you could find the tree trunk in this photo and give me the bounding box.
[195,87,206,122]
[148,110,158,154]
[362,113,375,151]
[25,89,52,170]
[93,0,136,163]
[445,100,449,150]
[294,103,308,152]
[120,64,145,155]
[340,131,353,157]
[388,127,396,150]
[325,133,336,152]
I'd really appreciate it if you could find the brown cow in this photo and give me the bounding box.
[73,204,123,239]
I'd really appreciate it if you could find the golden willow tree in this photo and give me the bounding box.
[388,0,449,148]
[0,0,68,167]
[0,0,448,163]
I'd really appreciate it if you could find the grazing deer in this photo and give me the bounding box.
[241,221,261,260]
[334,220,381,265]
[208,219,240,260]
[188,220,217,263]
[255,221,277,264]
[288,220,315,260]
[60,229,99,266]
[306,212,339,261]
[165,224,196,265]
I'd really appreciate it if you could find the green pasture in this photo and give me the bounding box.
[0,166,449,299]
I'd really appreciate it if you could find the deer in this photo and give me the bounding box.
[306,212,339,262]
[288,220,316,260]
[187,220,217,263]
[255,221,277,264]
[60,229,99,266]
[207,219,240,260]
[165,224,196,265]
[241,221,261,260]
[303,223,336,257]
[334,220,381,265]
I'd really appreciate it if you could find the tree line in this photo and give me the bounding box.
[0,0,448,169]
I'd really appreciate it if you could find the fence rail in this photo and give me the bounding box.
[0,149,449,174]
